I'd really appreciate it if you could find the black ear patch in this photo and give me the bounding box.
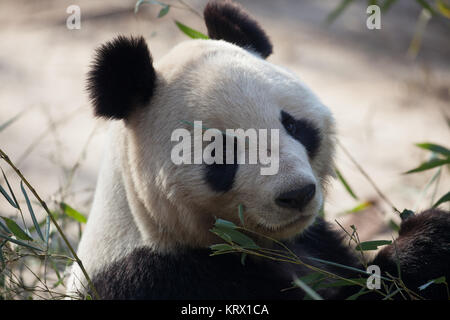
[87,36,156,120]
[204,0,273,58]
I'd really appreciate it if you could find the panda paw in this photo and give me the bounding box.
[372,209,450,299]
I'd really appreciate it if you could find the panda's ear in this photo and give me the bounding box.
[87,36,156,120]
[204,0,273,59]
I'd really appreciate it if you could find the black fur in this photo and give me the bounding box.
[281,111,321,158]
[87,36,156,120]
[370,209,450,299]
[91,211,450,300]
[204,0,273,58]
[204,135,238,192]
[91,218,358,299]
[89,221,356,299]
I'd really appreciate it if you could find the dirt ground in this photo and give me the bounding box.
[0,0,449,243]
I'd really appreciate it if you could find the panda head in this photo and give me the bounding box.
[87,0,335,247]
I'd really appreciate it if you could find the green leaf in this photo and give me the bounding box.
[418,276,447,291]
[1,168,19,209]
[21,181,44,241]
[0,217,32,241]
[293,276,324,300]
[415,143,450,157]
[343,201,372,215]
[214,218,237,229]
[60,202,87,224]
[0,179,18,209]
[175,21,209,39]
[158,4,170,18]
[335,167,358,200]
[432,191,450,208]
[355,240,392,251]
[405,158,450,174]
[0,233,42,251]
[211,226,259,249]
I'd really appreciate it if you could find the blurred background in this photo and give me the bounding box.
[0,0,449,298]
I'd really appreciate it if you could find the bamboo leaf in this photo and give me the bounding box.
[21,181,44,241]
[175,21,209,39]
[304,256,391,281]
[355,240,392,251]
[335,167,358,200]
[418,276,447,291]
[432,191,450,208]
[214,218,237,230]
[210,226,259,249]
[0,217,32,241]
[415,143,450,157]
[158,4,170,18]
[405,158,450,174]
[341,201,372,215]
[0,180,18,209]
[60,202,87,224]
[293,276,324,300]
[1,168,19,209]
[0,233,42,251]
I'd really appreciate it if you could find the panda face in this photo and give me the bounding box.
[87,1,336,248]
[124,39,335,243]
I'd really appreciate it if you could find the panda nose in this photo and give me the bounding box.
[275,184,316,211]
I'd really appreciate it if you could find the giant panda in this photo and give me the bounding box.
[67,0,450,300]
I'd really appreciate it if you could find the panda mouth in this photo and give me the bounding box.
[255,212,315,232]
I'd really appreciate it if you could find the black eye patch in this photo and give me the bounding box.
[204,134,239,193]
[281,110,320,158]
